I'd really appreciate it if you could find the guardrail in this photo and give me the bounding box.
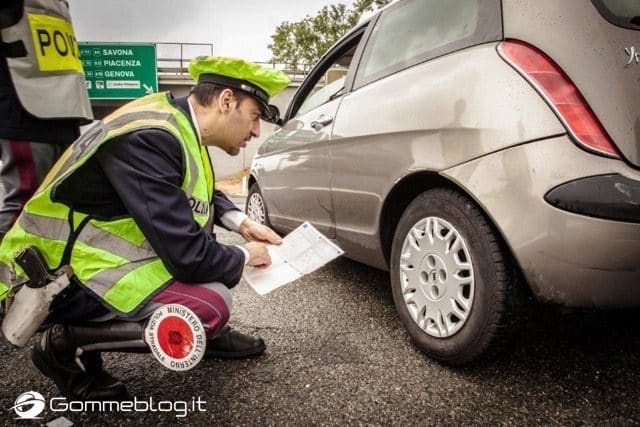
[155,42,311,84]
[156,42,211,84]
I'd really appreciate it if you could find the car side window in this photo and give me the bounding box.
[297,71,347,117]
[287,28,366,120]
[354,0,502,89]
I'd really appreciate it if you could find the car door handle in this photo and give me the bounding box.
[310,115,333,131]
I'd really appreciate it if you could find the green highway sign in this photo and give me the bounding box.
[79,43,158,100]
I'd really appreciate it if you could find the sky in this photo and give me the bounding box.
[68,0,353,63]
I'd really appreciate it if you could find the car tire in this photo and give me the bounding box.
[390,188,519,365]
[246,183,271,227]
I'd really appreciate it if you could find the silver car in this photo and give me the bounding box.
[247,0,640,364]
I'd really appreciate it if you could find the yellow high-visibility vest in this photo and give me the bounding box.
[0,92,214,314]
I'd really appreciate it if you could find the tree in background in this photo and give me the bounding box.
[269,0,391,71]
[351,0,392,17]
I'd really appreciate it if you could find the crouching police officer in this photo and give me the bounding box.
[0,57,290,400]
[0,0,93,241]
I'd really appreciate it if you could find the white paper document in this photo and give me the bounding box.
[242,222,344,295]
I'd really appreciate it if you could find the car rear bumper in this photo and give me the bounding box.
[443,135,640,308]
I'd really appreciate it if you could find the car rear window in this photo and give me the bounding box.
[353,0,501,89]
[591,0,640,30]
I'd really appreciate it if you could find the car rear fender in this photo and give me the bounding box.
[503,0,640,167]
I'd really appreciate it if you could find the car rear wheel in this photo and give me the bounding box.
[390,188,518,365]
[246,183,270,227]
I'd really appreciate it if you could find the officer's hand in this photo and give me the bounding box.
[239,218,282,245]
[243,241,272,268]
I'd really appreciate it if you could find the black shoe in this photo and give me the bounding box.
[31,325,130,401]
[205,327,266,359]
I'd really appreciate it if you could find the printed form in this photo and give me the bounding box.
[242,222,344,295]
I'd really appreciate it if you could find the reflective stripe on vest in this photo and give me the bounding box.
[46,111,200,201]
[0,0,92,120]
[17,211,156,260]
[0,93,214,313]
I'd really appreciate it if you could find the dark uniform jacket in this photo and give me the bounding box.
[0,0,80,144]
[49,95,245,322]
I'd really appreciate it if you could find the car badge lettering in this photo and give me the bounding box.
[624,46,640,65]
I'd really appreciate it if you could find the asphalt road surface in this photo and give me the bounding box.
[0,196,639,425]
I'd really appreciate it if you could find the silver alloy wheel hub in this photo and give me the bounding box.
[399,216,474,338]
[247,192,266,224]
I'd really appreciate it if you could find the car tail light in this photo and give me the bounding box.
[498,39,621,158]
